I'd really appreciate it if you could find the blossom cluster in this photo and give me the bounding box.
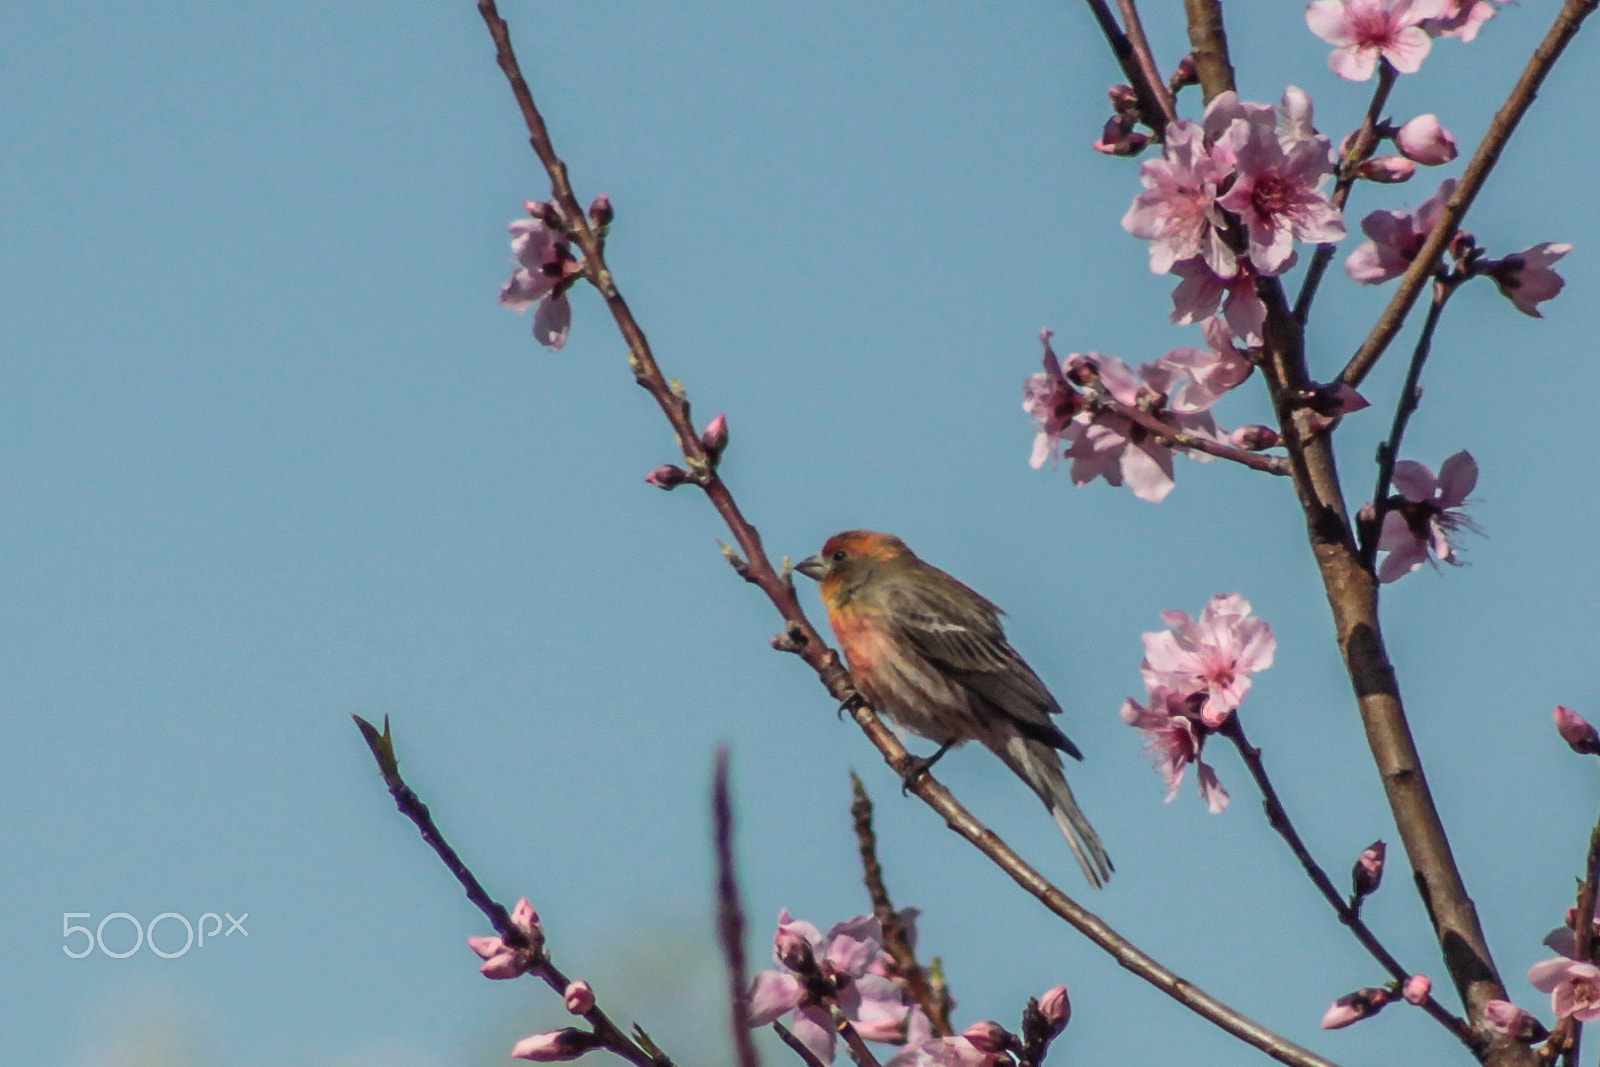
[1306,0,1507,83]
[1370,450,1478,583]
[1121,593,1277,811]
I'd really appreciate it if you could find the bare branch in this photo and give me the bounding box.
[716,748,763,1067]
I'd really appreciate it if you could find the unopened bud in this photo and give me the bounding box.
[1556,706,1600,755]
[961,1021,1012,1054]
[511,1028,604,1062]
[1107,84,1139,114]
[1321,988,1392,1030]
[1402,974,1432,1005]
[524,200,564,229]
[511,897,541,938]
[1229,424,1281,451]
[1307,381,1370,417]
[1037,985,1071,1035]
[1358,156,1417,184]
[1093,116,1150,156]
[1449,230,1479,265]
[700,413,729,461]
[774,926,815,973]
[1482,999,1548,1042]
[1395,114,1458,166]
[1352,840,1386,900]
[1170,55,1199,89]
[644,464,688,490]
[587,194,613,228]
[564,980,595,1015]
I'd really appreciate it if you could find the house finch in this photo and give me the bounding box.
[796,530,1112,888]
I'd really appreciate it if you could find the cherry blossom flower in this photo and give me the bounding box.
[748,911,912,1063]
[1346,178,1455,284]
[1023,330,1085,468]
[1554,706,1600,756]
[1169,258,1267,346]
[1123,120,1235,277]
[1394,114,1458,165]
[468,897,543,980]
[1486,243,1573,317]
[499,204,576,349]
[1529,958,1600,1022]
[1141,593,1277,727]
[1375,450,1479,582]
[1306,0,1447,81]
[1424,0,1502,41]
[1215,116,1345,276]
[1121,687,1230,812]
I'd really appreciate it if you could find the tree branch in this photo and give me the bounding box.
[1082,0,1177,131]
[1181,0,1235,101]
[716,748,763,1067]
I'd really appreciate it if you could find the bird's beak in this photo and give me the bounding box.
[795,554,825,581]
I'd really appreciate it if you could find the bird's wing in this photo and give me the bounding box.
[881,572,1083,760]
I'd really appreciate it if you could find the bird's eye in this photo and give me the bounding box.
[831,549,848,562]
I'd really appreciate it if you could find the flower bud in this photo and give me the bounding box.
[511,1028,604,1062]
[524,200,564,229]
[1037,985,1072,1035]
[1358,156,1417,184]
[564,980,595,1015]
[700,413,729,461]
[1321,988,1392,1029]
[1395,114,1458,165]
[1555,706,1600,756]
[644,464,688,490]
[961,1021,1012,1054]
[1064,353,1100,386]
[1107,83,1138,114]
[1093,116,1149,157]
[1308,381,1370,417]
[1352,840,1386,900]
[774,925,815,973]
[1402,974,1432,1005]
[1482,999,1548,1042]
[1170,54,1199,89]
[587,194,613,228]
[1229,424,1281,451]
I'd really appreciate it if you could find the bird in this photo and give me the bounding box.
[795,529,1112,888]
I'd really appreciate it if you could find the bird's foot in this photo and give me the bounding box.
[836,691,867,720]
[898,740,956,795]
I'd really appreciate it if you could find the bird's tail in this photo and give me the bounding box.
[995,734,1113,889]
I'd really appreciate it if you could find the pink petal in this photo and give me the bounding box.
[748,971,803,1025]
[1390,460,1438,503]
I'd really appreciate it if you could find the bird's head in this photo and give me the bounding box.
[796,530,911,594]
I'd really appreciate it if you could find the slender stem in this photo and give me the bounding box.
[773,1021,828,1067]
[850,773,953,1036]
[1218,715,1476,1050]
[1114,0,1177,125]
[1181,0,1235,101]
[1562,803,1600,1066]
[834,1012,884,1067]
[1087,390,1289,475]
[352,715,671,1067]
[1340,0,1600,388]
[1294,63,1398,327]
[1082,0,1177,131]
[1358,279,1456,568]
[716,748,763,1067]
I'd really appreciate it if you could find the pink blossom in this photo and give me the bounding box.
[1141,593,1276,727]
[1169,258,1267,345]
[499,209,576,350]
[1424,0,1502,41]
[1395,114,1458,164]
[1216,117,1345,276]
[1375,450,1479,582]
[747,910,909,1063]
[1555,706,1600,756]
[1358,156,1416,183]
[1306,0,1447,81]
[1403,975,1433,1005]
[1062,354,1220,503]
[1345,178,1455,284]
[1023,330,1085,468]
[1321,988,1392,1029]
[1530,958,1600,1022]
[511,1029,600,1062]
[1157,326,1253,412]
[469,897,543,980]
[1482,999,1547,1041]
[1037,985,1072,1034]
[1122,120,1236,278]
[1487,243,1573,318]
[1121,688,1229,812]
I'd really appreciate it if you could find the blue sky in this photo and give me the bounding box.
[4,2,1599,1065]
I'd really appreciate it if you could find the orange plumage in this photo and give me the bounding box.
[797,530,1112,888]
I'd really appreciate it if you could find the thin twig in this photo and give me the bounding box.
[1358,278,1457,568]
[1293,62,1398,327]
[352,715,671,1067]
[1082,0,1177,131]
[773,1021,828,1067]
[1218,715,1476,1050]
[716,748,763,1067]
[1113,0,1177,126]
[834,1010,885,1067]
[850,773,953,1035]
[1089,391,1290,476]
[1340,0,1600,388]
